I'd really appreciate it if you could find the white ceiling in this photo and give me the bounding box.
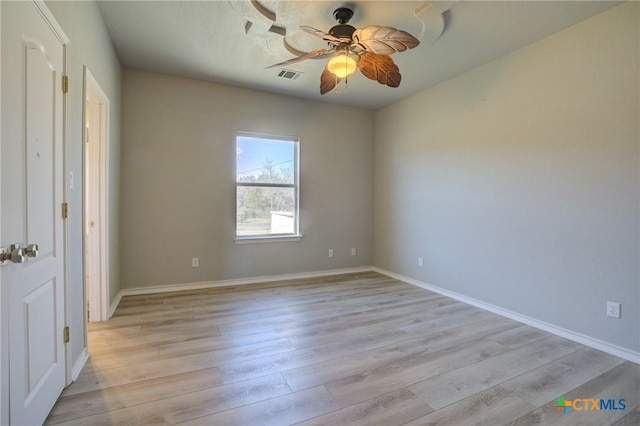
[97,0,621,110]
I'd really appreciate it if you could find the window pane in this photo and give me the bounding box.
[236,136,295,184]
[236,133,299,239]
[236,186,295,236]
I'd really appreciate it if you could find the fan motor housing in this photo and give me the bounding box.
[329,7,356,40]
[329,24,356,39]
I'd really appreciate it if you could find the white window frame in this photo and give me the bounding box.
[234,132,302,244]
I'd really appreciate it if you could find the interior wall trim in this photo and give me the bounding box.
[32,0,70,44]
[71,348,89,382]
[109,266,374,314]
[373,267,640,365]
[107,264,638,364]
[109,291,124,319]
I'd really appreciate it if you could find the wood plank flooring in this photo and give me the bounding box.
[46,272,639,425]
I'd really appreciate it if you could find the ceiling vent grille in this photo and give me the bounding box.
[277,69,303,80]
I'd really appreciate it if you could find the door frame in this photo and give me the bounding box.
[0,2,5,424]
[82,66,110,323]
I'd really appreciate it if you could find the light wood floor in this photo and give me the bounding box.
[47,272,639,425]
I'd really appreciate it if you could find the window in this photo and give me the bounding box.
[235,132,300,242]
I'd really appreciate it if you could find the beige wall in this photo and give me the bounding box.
[373,2,639,353]
[120,70,373,288]
[46,0,121,368]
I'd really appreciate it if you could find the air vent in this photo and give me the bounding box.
[277,69,303,80]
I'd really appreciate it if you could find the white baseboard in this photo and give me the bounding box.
[373,267,640,365]
[71,348,89,382]
[111,266,374,309]
[107,265,639,364]
[109,289,124,319]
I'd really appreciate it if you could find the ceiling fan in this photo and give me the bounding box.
[266,7,420,95]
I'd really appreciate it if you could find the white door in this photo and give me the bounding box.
[84,68,110,323]
[1,2,67,424]
[86,97,101,321]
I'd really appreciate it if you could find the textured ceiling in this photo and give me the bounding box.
[97,1,621,110]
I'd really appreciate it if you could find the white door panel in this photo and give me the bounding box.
[24,278,58,396]
[26,42,56,258]
[1,2,67,424]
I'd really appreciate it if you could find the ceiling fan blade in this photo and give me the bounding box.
[358,52,401,88]
[300,26,343,44]
[266,48,333,69]
[320,65,341,95]
[352,25,420,55]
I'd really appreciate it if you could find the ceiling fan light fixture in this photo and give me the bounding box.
[266,5,421,95]
[327,51,357,78]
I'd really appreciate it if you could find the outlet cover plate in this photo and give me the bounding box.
[607,301,621,318]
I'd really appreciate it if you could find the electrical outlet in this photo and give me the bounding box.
[418,257,423,267]
[192,257,199,268]
[607,301,621,318]
[328,249,334,258]
[351,248,356,256]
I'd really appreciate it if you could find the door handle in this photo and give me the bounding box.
[25,244,39,258]
[0,244,26,265]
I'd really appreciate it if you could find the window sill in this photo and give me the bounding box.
[234,235,303,244]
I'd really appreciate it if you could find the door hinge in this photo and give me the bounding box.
[63,326,70,343]
[62,202,69,219]
[62,75,69,94]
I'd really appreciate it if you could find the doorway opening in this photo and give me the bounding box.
[83,67,110,323]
